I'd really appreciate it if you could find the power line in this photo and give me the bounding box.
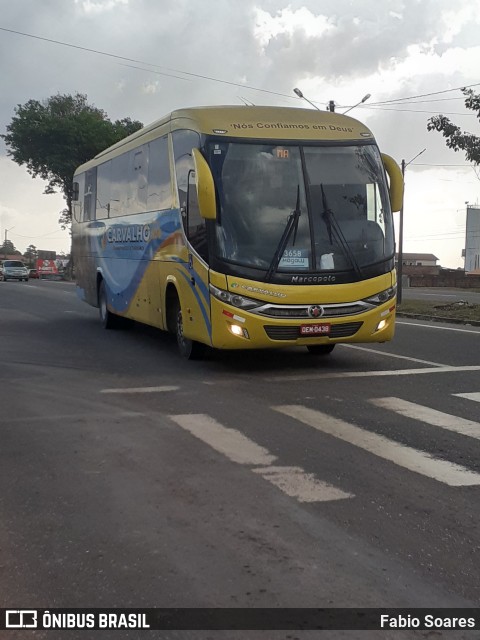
[338,97,465,109]
[2,26,480,112]
[0,26,296,100]
[367,82,480,105]
[11,229,68,239]
[360,105,474,115]
[382,97,465,104]
[410,163,474,167]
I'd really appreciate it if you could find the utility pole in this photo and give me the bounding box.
[3,226,15,259]
[397,149,426,304]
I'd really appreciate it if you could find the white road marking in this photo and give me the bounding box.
[342,344,445,367]
[396,321,480,334]
[420,293,457,297]
[100,386,179,394]
[253,466,353,502]
[274,405,480,487]
[454,392,480,403]
[371,397,480,441]
[5,411,146,423]
[169,414,276,466]
[264,365,480,382]
[169,413,352,502]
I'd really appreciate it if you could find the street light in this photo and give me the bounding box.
[343,93,371,115]
[293,88,321,111]
[397,148,426,304]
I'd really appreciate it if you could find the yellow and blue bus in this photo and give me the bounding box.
[72,105,403,358]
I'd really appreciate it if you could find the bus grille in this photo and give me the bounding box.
[264,322,363,341]
[257,303,368,318]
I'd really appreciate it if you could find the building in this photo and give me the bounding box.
[396,252,439,267]
[465,205,480,274]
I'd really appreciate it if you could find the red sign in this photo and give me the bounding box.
[36,259,58,275]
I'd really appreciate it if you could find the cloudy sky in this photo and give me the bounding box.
[1,0,479,267]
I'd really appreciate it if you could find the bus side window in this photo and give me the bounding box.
[73,174,85,222]
[130,146,148,214]
[84,168,97,221]
[96,161,111,219]
[147,136,173,211]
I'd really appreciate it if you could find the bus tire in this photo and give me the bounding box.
[99,279,121,330]
[174,299,205,360]
[306,344,335,355]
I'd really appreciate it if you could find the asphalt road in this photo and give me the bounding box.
[1,279,480,639]
[402,286,480,304]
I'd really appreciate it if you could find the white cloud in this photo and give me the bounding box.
[142,80,160,94]
[253,7,333,46]
[74,0,128,15]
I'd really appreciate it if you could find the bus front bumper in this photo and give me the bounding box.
[210,297,396,350]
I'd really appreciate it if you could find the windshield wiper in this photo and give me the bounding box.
[320,184,363,278]
[265,185,301,282]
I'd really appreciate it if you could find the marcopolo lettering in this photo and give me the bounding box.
[107,224,151,244]
[291,275,336,283]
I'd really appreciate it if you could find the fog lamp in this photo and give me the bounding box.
[376,319,387,331]
[230,324,244,336]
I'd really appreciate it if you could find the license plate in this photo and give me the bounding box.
[299,323,331,336]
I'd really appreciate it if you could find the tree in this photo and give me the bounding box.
[1,93,143,271]
[0,239,20,257]
[427,88,480,165]
[24,244,38,266]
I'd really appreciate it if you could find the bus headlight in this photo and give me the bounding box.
[363,285,396,305]
[209,284,260,310]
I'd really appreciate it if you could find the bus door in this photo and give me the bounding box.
[173,130,211,346]
[180,169,211,344]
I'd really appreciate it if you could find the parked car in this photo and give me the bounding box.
[29,268,40,279]
[1,260,29,281]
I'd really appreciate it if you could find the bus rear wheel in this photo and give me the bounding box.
[99,280,122,329]
[306,344,335,355]
[174,300,205,360]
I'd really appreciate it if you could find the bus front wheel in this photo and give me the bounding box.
[306,344,335,355]
[174,300,205,360]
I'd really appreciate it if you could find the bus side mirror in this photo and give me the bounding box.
[192,148,217,220]
[72,181,79,201]
[381,154,404,212]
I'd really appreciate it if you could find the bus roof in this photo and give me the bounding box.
[74,105,375,175]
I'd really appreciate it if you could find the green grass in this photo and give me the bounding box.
[398,300,480,322]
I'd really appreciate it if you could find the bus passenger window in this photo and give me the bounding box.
[96,161,111,219]
[147,136,173,211]
[72,174,84,222]
[83,168,97,221]
[131,147,148,213]
[110,154,129,217]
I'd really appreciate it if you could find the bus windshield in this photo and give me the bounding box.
[208,142,394,277]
